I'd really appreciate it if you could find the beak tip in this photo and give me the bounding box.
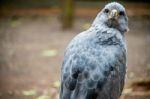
[109,9,118,19]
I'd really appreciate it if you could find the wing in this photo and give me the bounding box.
[60,43,120,99]
[118,47,127,96]
[60,53,113,99]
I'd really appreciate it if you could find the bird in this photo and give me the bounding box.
[60,2,129,99]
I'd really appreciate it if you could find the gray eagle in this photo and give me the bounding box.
[60,2,129,99]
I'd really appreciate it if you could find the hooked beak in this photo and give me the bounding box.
[108,9,118,20]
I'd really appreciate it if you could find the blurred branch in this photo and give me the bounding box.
[61,0,74,29]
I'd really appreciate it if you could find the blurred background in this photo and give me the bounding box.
[0,0,150,99]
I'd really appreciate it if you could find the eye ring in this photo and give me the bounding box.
[119,11,125,16]
[104,9,109,13]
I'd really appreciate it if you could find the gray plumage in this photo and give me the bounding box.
[60,2,129,99]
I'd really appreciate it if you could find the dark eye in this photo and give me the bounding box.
[104,9,109,13]
[119,11,125,16]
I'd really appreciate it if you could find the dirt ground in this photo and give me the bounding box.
[0,10,150,99]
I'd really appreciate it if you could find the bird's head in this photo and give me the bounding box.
[93,2,129,33]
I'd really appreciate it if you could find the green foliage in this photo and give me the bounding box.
[0,0,60,8]
[22,90,37,96]
[41,49,58,57]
